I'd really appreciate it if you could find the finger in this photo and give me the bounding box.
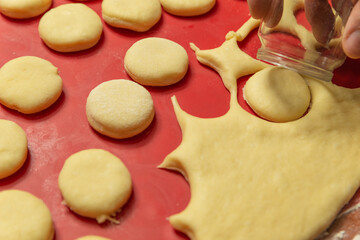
[332,0,354,24]
[342,0,360,58]
[247,0,273,19]
[305,0,336,44]
[263,0,284,27]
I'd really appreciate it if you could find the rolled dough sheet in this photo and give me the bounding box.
[160,12,360,240]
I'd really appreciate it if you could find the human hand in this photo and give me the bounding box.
[247,0,360,59]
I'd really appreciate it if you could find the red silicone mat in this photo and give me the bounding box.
[0,0,360,239]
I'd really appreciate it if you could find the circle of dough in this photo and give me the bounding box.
[124,37,188,86]
[0,0,51,19]
[102,0,161,32]
[0,119,27,179]
[76,236,111,240]
[0,190,54,240]
[38,3,103,52]
[86,79,155,139]
[58,149,132,223]
[0,56,63,114]
[243,66,311,122]
[159,0,216,16]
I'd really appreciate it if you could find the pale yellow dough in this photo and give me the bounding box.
[160,0,216,16]
[86,79,155,139]
[160,13,360,240]
[0,190,54,240]
[0,0,51,19]
[125,38,189,86]
[0,56,63,114]
[38,3,103,52]
[102,0,161,32]
[0,119,27,179]
[58,149,132,223]
[243,66,311,122]
[76,236,111,240]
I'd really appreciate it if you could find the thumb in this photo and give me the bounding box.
[343,0,360,59]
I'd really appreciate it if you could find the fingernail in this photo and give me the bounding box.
[344,30,360,59]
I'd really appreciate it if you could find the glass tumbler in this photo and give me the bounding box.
[257,0,352,81]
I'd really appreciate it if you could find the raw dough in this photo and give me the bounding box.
[160,14,360,240]
[86,79,155,139]
[243,66,311,122]
[0,119,27,179]
[0,0,51,19]
[0,190,54,240]
[58,149,132,223]
[160,0,216,16]
[0,56,63,114]
[38,3,103,52]
[225,17,261,41]
[102,0,161,32]
[125,37,189,86]
[76,236,111,240]
[190,37,269,96]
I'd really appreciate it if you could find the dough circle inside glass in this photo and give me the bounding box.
[0,0,51,19]
[86,79,155,139]
[0,190,54,240]
[0,56,63,114]
[125,37,188,86]
[243,67,311,122]
[0,119,27,179]
[102,0,162,32]
[58,149,132,223]
[38,3,103,52]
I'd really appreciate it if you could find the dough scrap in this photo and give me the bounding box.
[38,3,103,52]
[0,190,54,240]
[190,37,269,99]
[86,79,155,139]
[243,66,311,122]
[0,0,51,19]
[102,0,161,32]
[0,119,27,179]
[76,236,111,240]
[225,17,261,41]
[125,37,189,86]
[161,15,360,240]
[160,0,216,16]
[0,56,63,114]
[58,149,132,223]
